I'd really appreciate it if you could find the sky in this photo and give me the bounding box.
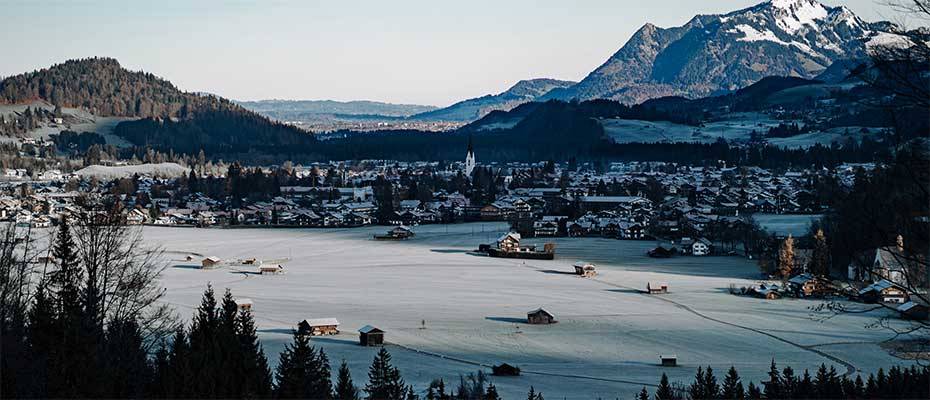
[0,0,915,107]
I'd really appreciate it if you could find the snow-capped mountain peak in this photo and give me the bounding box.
[547,0,898,104]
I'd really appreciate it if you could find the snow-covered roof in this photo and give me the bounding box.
[358,325,383,334]
[302,318,339,327]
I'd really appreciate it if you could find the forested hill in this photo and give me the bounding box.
[0,57,318,156]
[0,57,206,117]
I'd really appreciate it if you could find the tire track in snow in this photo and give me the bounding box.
[384,342,659,388]
[500,259,859,377]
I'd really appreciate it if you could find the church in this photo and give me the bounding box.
[464,136,476,176]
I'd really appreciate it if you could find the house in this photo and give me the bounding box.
[647,282,669,294]
[497,232,521,251]
[787,273,832,297]
[847,237,921,286]
[234,298,253,312]
[648,245,677,258]
[573,262,597,277]
[659,355,678,367]
[526,308,556,325]
[259,263,284,275]
[358,325,384,346]
[691,238,712,256]
[858,280,908,304]
[897,302,928,320]
[201,256,222,269]
[298,318,340,336]
[751,283,782,300]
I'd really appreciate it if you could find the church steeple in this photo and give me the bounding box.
[464,135,476,176]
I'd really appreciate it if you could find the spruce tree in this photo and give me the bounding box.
[811,229,830,276]
[101,318,151,398]
[763,360,783,399]
[485,383,500,400]
[688,367,706,400]
[638,387,650,400]
[189,285,220,397]
[721,366,744,400]
[655,373,676,400]
[364,348,405,400]
[166,328,192,398]
[237,306,273,397]
[335,360,360,400]
[274,330,318,398]
[25,280,57,398]
[746,382,762,400]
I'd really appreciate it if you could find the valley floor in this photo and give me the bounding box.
[147,223,915,399]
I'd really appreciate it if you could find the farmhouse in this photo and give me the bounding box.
[201,256,221,269]
[573,261,597,277]
[647,282,669,294]
[787,273,832,297]
[858,280,908,304]
[358,325,384,346]
[527,308,556,325]
[497,232,521,251]
[691,238,712,256]
[298,318,340,336]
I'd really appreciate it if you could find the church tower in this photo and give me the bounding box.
[464,135,476,176]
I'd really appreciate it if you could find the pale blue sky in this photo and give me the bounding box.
[0,0,911,106]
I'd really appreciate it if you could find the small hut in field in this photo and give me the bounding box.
[358,325,384,346]
[298,318,340,336]
[527,308,556,325]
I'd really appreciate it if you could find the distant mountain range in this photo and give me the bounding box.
[409,78,576,122]
[235,99,437,122]
[542,0,903,104]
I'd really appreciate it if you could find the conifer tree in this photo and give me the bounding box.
[274,330,319,399]
[811,229,830,276]
[746,382,762,400]
[365,348,406,400]
[655,373,677,400]
[721,366,744,400]
[101,318,151,398]
[638,387,650,400]
[25,280,56,397]
[166,328,192,398]
[335,360,360,400]
[485,383,500,400]
[189,285,220,397]
[763,360,783,399]
[237,306,273,397]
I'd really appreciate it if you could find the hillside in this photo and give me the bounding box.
[411,78,576,122]
[0,58,318,156]
[544,0,903,104]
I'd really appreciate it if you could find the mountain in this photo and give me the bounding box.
[0,57,317,155]
[411,78,576,122]
[236,99,437,121]
[545,0,902,104]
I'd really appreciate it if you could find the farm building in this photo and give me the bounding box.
[787,273,832,297]
[691,238,712,256]
[298,318,340,336]
[527,308,556,325]
[234,298,253,312]
[858,280,908,304]
[497,232,521,251]
[750,283,782,300]
[358,325,384,346]
[573,262,597,277]
[648,245,677,258]
[647,282,669,294]
[201,256,222,269]
[260,263,284,275]
[897,302,928,320]
[660,355,678,367]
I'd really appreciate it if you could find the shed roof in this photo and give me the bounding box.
[301,318,340,327]
[358,325,383,334]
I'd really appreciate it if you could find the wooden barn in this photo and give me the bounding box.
[298,318,340,336]
[787,273,832,297]
[201,256,222,269]
[647,282,669,294]
[660,355,678,367]
[260,263,284,275]
[358,325,384,346]
[858,280,908,304]
[492,363,521,376]
[573,261,597,277]
[897,302,928,320]
[527,308,556,325]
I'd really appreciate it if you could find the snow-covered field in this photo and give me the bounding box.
[75,162,188,179]
[601,114,879,149]
[148,224,914,399]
